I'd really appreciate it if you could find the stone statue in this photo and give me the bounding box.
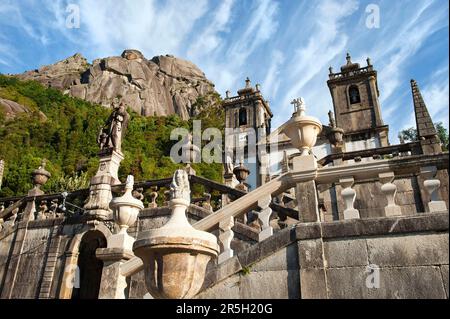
[98,100,130,153]
[170,169,191,203]
[224,154,234,175]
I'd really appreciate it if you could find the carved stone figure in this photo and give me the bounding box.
[98,100,130,153]
[170,169,190,203]
[224,154,234,175]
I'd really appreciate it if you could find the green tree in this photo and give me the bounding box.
[399,122,449,151]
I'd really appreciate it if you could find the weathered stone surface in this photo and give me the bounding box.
[440,265,449,298]
[327,266,447,299]
[128,270,148,299]
[367,233,449,266]
[17,50,217,120]
[240,270,300,299]
[324,239,368,267]
[237,227,296,267]
[297,239,323,269]
[299,268,327,299]
[202,256,242,290]
[196,275,240,299]
[251,243,298,272]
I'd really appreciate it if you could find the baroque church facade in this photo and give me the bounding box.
[0,53,448,299]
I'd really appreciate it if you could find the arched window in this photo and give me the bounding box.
[349,85,361,104]
[239,108,247,126]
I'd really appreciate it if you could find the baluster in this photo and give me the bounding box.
[36,200,48,220]
[163,190,171,206]
[132,187,144,201]
[339,177,360,219]
[379,172,401,216]
[202,193,213,212]
[257,195,273,241]
[148,187,158,208]
[218,216,234,264]
[421,166,447,213]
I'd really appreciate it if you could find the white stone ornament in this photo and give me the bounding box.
[108,175,144,251]
[133,169,219,299]
[283,97,322,156]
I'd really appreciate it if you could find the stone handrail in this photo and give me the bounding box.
[318,141,422,166]
[120,152,448,276]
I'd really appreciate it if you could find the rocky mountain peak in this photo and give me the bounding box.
[17,49,217,119]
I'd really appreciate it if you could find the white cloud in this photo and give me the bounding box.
[187,0,235,59]
[262,50,285,100]
[272,0,359,128]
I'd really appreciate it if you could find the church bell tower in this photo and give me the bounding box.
[327,53,389,148]
[223,78,273,189]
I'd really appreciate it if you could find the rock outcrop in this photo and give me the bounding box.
[0,98,47,121]
[17,50,217,119]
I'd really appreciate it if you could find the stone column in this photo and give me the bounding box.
[339,177,360,220]
[96,248,134,299]
[420,166,447,213]
[294,155,320,222]
[257,195,273,242]
[379,172,401,217]
[221,173,235,207]
[218,216,234,264]
[58,251,79,299]
[84,150,124,221]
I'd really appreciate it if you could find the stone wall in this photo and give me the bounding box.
[196,212,449,299]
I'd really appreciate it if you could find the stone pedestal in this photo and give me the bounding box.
[96,248,134,299]
[293,155,320,223]
[96,150,124,186]
[84,151,124,221]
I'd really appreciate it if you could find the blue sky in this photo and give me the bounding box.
[0,0,448,142]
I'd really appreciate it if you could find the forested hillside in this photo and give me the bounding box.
[0,75,224,197]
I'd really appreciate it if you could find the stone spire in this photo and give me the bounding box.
[411,79,437,138]
[411,79,441,154]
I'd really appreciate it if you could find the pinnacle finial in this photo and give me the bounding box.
[329,66,333,74]
[367,57,372,66]
[291,97,306,116]
[125,175,134,191]
[245,77,251,88]
[346,52,351,64]
[328,110,336,128]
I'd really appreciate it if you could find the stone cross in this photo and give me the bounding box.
[291,97,306,116]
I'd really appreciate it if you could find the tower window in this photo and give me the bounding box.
[349,85,361,104]
[239,108,247,126]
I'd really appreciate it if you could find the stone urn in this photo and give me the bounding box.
[109,175,144,250]
[32,160,51,189]
[133,169,219,299]
[283,98,322,156]
[327,127,344,147]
